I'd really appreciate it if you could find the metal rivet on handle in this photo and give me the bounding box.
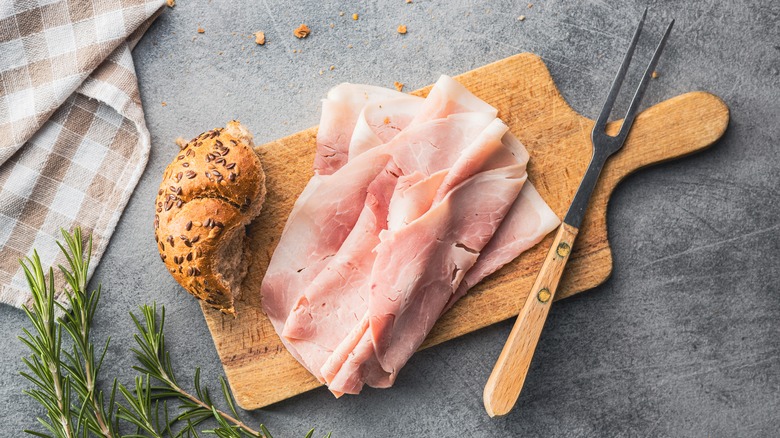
[537,288,552,303]
[556,242,571,258]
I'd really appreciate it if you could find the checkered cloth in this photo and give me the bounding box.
[0,0,165,309]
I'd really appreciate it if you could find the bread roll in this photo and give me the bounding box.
[154,121,265,315]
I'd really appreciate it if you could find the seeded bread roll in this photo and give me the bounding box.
[154,121,265,315]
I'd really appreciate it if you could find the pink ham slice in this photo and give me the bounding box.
[282,161,399,376]
[276,112,503,385]
[261,75,560,395]
[326,119,529,391]
[348,96,424,159]
[369,166,528,373]
[443,182,560,314]
[409,75,498,126]
[302,118,530,394]
[261,152,394,376]
[315,84,408,175]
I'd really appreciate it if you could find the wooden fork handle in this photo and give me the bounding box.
[483,222,579,417]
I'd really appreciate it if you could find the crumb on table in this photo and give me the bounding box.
[652,71,659,79]
[254,31,265,45]
[294,24,310,38]
[197,27,205,33]
[397,25,407,34]
[161,101,167,107]
[394,81,404,92]
[166,0,175,7]
[352,13,359,20]
[517,15,526,21]
[329,65,335,71]
[175,137,187,149]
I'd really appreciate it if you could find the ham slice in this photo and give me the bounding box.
[276,112,503,383]
[282,161,399,376]
[315,84,408,175]
[261,75,560,395]
[444,182,560,314]
[369,166,528,373]
[349,96,424,159]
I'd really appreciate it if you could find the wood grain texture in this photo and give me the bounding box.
[199,53,729,410]
[483,223,578,417]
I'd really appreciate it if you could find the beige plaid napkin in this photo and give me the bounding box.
[0,0,165,308]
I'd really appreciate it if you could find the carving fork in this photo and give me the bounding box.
[483,9,675,417]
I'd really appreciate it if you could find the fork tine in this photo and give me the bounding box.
[594,8,647,131]
[616,19,675,141]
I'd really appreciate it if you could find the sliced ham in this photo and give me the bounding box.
[370,166,528,373]
[271,112,505,384]
[260,75,560,396]
[443,182,560,314]
[410,75,498,126]
[261,152,394,376]
[282,162,399,376]
[315,84,408,175]
[349,96,424,159]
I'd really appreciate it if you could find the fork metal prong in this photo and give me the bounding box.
[616,19,675,142]
[566,10,673,229]
[593,8,648,132]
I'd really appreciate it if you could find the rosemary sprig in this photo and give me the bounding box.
[124,303,262,436]
[17,228,329,438]
[57,229,118,437]
[19,250,76,438]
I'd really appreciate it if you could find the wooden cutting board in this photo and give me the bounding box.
[200,53,729,409]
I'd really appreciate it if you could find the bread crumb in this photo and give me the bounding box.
[517,15,526,21]
[166,0,175,7]
[651,71,659,79]
[330,23,335,28]
[174,137,187,149]
[339,11,345,16]
[527,3,533,7]
[254,31,265,45]
[383,117,390,124]
[406,0,412,3]
[319,70,324,75]
[352,13,359,20]
[347,44,353,48]
[294,24,310,38]
[394,81,404,91]
[292,49,298,53]
[161,101,167,107]
[197,27,205,33]
[329,65,335,71]
[397,24,407,34]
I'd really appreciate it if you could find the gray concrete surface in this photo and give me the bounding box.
[2,0,779,436]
